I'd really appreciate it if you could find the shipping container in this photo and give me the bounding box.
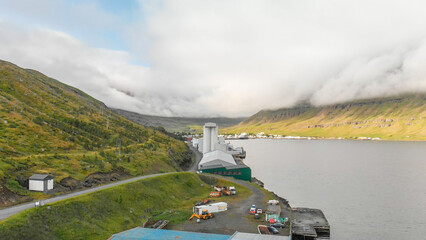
[193,202,228,215]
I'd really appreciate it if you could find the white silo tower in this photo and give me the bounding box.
[203,123,218,153]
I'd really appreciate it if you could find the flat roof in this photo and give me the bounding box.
[29,174,53,180]
[292,208,330,237]
[109,228,230,240]
[292,225,317,237]
[230,232,290,239]
[109,229,290,240]
[292,208,329,227]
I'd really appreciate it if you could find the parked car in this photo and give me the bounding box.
[256,208,263,214]
[268,226,279,234]
[229,186,237,195]
[249,205,256,214]
[271,222,285,228]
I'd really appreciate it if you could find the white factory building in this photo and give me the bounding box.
[195,123,244,156]
[202,122,219,153]
[194,123,251,181]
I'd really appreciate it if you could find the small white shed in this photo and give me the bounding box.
[29,174,54,192]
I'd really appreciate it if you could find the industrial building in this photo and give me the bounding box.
[29,174,54,192]
[203,122,219,153]
[198,150,251,181]
[197,123,251,181]
[108,228,290,240]
[196,123,251,182]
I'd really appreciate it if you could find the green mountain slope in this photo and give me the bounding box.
[225,94,426,140]
[0,60,191,207]
[112,108,244,133]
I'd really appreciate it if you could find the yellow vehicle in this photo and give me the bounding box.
[189,209,214,220]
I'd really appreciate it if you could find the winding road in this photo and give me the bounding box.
[0,145,204,222]
[0,172,176,221]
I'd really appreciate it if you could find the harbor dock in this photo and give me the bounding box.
[291,208,330,240]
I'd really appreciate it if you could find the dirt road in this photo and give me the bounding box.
[172,174,266,234]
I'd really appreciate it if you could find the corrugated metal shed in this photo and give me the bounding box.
[109,228,230,240]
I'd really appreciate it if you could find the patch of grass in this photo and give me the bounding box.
[197,174,253,205]
[1,173,239,240]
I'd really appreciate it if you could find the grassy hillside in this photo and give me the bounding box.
[112,108,244,133]
[0,173,251,240]
[225,94,426,140]
[0,60,191,207]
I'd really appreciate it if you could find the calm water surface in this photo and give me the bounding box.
[230,139,426,240]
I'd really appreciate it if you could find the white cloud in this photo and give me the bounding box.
[134,0,426,114]
[1,0,426,117]
[311,43,426,105]
[0,22,208,116]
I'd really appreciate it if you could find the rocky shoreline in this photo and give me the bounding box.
[251,177,330,239]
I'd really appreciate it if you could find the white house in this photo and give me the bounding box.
[29,174,54,192]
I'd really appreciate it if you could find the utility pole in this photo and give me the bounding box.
[119,140,121,157]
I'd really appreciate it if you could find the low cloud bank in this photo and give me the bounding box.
[0,0,425,117]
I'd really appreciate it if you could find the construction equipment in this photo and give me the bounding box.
[195,199,213,206]
[189,209,214,220]
[222,187,232,196]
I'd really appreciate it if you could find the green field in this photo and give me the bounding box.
[0,173,251,240]
[225,94,426,141]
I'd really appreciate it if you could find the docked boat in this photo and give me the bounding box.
[238,133,249,139]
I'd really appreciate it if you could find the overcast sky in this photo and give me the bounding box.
[0,0,425,117]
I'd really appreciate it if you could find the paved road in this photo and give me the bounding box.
[188,145,202,172]
[0,144,202,222]
[0,172,174,221]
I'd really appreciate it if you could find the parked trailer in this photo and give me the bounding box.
[209,191,222,197]
[193,202,228,215]
[258,225,271,235]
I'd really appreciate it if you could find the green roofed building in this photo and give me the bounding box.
[198,150,251,181]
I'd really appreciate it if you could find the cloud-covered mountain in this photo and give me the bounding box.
[0,0,425,117]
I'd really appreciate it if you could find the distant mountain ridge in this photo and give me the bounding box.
[112,108,245,133]
[225,93,426,140]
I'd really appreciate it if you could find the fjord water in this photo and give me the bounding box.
[230,139,426,239]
